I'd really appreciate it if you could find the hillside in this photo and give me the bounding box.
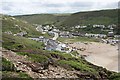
[2,33,118,79]
[15,9,119,27]
[60,9,118,27]
[14,14,71,25]
[2,11,120,79]
[14,9,119,34]
[2,15,42,37]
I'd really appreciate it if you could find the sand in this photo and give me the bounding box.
[69,42,119,72]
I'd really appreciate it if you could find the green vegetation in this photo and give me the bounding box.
[2,15,42,37]
[2,71,32,79]
[42,33,53,38]
[50,50,73,59]
[2,9,120,79]
[2,57,15,71]
[2,33,44,50]
[2,33,117,79]
[2,58,31,79]
[60,9,118,27]
[109,73,120,80]
[58,60,97,74]
[15,14,71,25]
[14,9,119,35]
[17,52,48,63]
[57,36,99,43]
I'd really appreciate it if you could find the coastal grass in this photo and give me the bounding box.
[17,52,48,63]
[58,60,97,74]
[2,15,42,37]
[2,33,44,50]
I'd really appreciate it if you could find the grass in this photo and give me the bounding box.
[109,73,120,80]
[2,71,32,79]
[58,36,99,43]
[2,15,42,37]
[58,60,97,74]
[60,9,118,27]
[71,51,79,56]
[2,57,15,71]
[2,58,32,79]
[17,52,48,63]
[42,33,53,38]
[2,33,44,50]
[15,13,71,25]
[50,50,73,59]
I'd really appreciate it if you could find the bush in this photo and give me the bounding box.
[2,58,16,71]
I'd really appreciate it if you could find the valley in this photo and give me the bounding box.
[1,9,120,80]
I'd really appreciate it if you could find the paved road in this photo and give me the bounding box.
[52,32,59,40]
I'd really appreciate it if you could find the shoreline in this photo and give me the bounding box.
[69,42,119,72]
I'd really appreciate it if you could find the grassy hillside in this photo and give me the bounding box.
[2,15,42,37]
[2,33,114,79]
[2,9,120,79]
[60,9,118,27]
[2,57,32,79]
[14,9,119,34]
[14,14,71,25]
[15,9,119,27]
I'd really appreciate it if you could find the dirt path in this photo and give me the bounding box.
[69,42,119,72]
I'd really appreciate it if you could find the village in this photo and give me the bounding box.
[3,22,120,72]
[25,24,120,57]
[4,23,120,54]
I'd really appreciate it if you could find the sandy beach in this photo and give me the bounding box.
[69,42,119,72]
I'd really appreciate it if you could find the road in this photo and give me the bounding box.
[52,32,59,40]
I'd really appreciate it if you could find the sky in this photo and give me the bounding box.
[0,0,120,15]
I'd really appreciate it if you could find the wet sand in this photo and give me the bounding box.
[69,42,119,72]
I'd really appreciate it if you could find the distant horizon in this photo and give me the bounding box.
[1,0,119,16]
[2,8,118,16]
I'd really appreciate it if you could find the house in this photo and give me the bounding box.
[28,38,40,41]
[15,31,27,37]
[72,32,85,37]
[75,25,87,29]
[107,32,114,37]
[85,33,107,38]
[59,31,73,38]
[45,39,58,51]
[36,25,43,32]
[93,24,105,28]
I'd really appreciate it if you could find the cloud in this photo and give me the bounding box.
[1,0,119,15]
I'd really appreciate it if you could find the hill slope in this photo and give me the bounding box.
[2,15,42,37]
[15,9,119,27]
[60,9,118,27]
[14,14,71,25]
